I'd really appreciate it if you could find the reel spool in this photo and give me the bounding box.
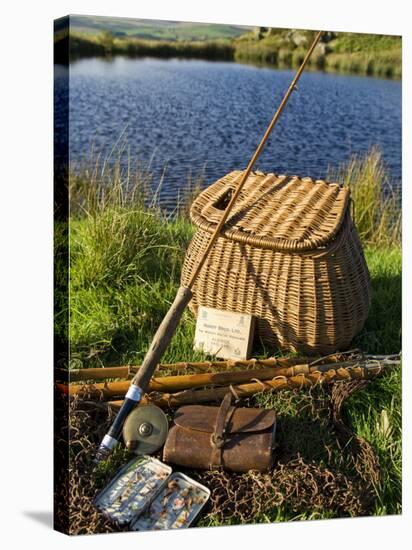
[122,404,169,455]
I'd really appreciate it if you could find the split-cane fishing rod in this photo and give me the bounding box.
[95,30,324,463]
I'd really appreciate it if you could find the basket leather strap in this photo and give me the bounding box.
[210,393,235,469]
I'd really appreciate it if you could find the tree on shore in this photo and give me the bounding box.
[98,31,115,52]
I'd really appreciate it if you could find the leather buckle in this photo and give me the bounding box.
[210,433,225,449]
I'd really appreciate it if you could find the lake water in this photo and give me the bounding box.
[56,57,401,209]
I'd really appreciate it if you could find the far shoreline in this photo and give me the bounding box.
[63,53,403,83]
[54,32,402,80]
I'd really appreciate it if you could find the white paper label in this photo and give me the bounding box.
[194,306,255,360]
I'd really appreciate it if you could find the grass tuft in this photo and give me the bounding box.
[328,146,401,247]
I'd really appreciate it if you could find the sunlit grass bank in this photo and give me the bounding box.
[66,147,400,365]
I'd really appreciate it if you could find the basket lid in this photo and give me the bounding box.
[190,170,351,252]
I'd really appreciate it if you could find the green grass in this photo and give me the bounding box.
[345,366,402,515]
[324,50,401,79]
[330,33,401,54]
[68,147,401,366]
[66,33,235,62]
[69,210,196,365]
[323,33,401,78]
[328,147,401,248]
[239,358,401,520]
[64,148,401,523]
[234,30,401,78]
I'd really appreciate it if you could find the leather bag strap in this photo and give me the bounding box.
[210,393,235,469]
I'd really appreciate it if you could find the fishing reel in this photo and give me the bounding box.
[123,404,169,455]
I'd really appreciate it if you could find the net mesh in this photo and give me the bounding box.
[54,381,380,534]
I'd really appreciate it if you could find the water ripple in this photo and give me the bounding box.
[57,57,401,207]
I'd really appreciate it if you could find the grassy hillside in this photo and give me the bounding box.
[68,15,250,41]
[234,29,401,78]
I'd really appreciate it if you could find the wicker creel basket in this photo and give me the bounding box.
[181,170,371,355]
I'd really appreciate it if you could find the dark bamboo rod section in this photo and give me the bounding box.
[63,356,315,382]
[58,359,366,400]
[107,361,389,410]
[57,365,306,398]
[67,366,135,381]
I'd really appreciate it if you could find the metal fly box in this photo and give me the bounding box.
[94,456,171,525]
[130,472,210,531]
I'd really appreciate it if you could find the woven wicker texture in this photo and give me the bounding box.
[181,171,371,354]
